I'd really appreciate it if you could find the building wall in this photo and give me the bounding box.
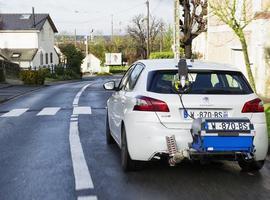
[37,20,59,67]
[193,0,270,97]
[81,54,101,74]
[0,31,38,49]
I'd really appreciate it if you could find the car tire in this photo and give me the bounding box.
[238,159,265,172]
[121,127,139,172]
[106,113,115,145]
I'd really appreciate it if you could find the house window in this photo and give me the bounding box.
[11,53,21,58]
[40,52,43,66]
[45,53,48,65]
[50,53,53,63]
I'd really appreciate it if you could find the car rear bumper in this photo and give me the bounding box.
[124,113,268,161]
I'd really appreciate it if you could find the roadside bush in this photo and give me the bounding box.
[150,52,174,59]
[20,69,47,85]
[96,72,112,76]
[109,66,129,74]
[55,66,65,76]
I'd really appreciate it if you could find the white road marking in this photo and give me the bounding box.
[0,108,29,117]
[37,107,61,116]
[73,84,91,106]
[78,196,98,200]
[69,120,94,190]
[73,107,92,115]
[69,83,95,192]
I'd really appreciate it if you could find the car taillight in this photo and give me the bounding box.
[242,98,264,113]
[133,96,170,112]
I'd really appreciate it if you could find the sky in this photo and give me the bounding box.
[0,0,173,35]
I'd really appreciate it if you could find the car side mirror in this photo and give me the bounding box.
[103,81,116,91]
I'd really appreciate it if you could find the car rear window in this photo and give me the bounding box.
[147,70,253,94]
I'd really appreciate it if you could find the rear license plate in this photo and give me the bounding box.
[206,121,250,131]
[183,110,229,120]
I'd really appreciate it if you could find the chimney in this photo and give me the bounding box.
[32,7,36,27]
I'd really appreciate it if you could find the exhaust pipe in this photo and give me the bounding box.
[166,135,189,166]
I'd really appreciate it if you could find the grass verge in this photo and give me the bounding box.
[265,104,270,137]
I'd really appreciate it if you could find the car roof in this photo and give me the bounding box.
[135,59,241,72]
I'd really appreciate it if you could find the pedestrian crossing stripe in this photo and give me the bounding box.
[0,106,93,118]
[37,107,61,116]
[0,108,29,117]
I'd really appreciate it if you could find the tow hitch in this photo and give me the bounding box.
[166,118,256,166]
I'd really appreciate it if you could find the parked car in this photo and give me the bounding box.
[104,59,268,172]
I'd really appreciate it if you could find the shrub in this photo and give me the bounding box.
[20,69,47,85]
[55,66,65,76]
[149,52,174,59]
[109,66,129,74]
[266,111,270,137]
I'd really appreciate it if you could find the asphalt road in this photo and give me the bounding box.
[0,76,269,200]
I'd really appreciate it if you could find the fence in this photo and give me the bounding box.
[0,60,20,82]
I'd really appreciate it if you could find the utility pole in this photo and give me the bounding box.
[85,35,88,56]
[146,0,150,58]
[74,29,77,47]
[174,0,180,59]
[111,14,114,41]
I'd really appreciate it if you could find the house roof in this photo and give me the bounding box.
[1,48,38,62]
[0,52,9,61]
[0,14,58,33]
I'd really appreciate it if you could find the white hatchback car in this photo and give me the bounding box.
[104,59,268,172]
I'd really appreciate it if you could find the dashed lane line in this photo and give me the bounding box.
[0,108,29,117]
[78,196,98,200]
[37,107,61,116]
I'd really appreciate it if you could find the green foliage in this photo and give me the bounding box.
[96,72,112,76]
[20,69,47,85]
[0,68,5,82]
[266,111,270,137]
[109,66,129,74]
[150,52,174,59]
[265,104,270,137]
[59,44,85,75]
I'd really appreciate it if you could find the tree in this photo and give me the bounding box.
[210,0,256,91]
[180,0,208,59]
[59,44,85,75]
[127,14,164,59]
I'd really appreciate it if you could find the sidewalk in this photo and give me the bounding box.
[0,79,82,104]
[0,83,43,103]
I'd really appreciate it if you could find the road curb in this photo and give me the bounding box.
[0,86,45,105]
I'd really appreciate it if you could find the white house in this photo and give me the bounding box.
[81,54,101,74]
[0,13,59,69]
[193,0,270,98]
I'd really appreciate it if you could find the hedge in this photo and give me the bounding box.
[20,69,47,85]
[109,66,129,74]
[149,52,174,59]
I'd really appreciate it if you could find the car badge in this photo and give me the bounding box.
[203,97,209,104]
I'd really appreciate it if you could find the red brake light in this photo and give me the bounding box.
[242,98,264,113]
[133,96,170,112]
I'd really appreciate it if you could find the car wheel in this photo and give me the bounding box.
[238,159,265,172]
[106,113,115,145]
[121,126,139,172]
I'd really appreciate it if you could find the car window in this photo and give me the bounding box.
[125,64,144,91]
[148,70,253,95]
[118,66,134,90]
